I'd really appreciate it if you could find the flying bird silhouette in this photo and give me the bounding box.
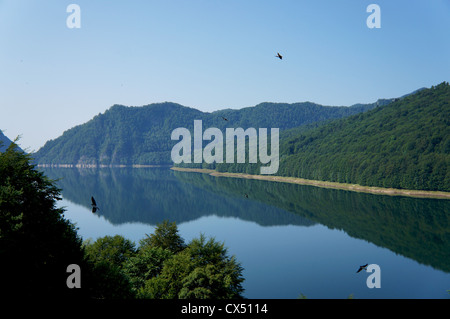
[244,193,249,198]
[91,196,99,213]
[276,52,283,60]
[221,116,228,121]
[356,264,368,273]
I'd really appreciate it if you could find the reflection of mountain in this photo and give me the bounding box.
[42,167,315,228]
[174,170,450,273]
[42,167,450,273]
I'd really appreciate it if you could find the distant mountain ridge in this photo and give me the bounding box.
[33,97,393,166]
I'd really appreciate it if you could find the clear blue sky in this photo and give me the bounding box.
[0,0,449,151]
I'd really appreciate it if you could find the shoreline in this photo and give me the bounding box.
[170,167,450,199]
[37,163,171,168]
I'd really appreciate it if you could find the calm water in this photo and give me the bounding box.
[42,167,450,299]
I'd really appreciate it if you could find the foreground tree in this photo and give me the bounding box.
[83,235,137,298]
[140,231,245,299]
[84,235,136,268]
[0,143,246,299]
[139,220,186,253]
[0,142,88,298]
[123,246,173,294]
[180,234,245,299]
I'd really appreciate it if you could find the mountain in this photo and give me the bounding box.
[273,82,449,191]
[0,130,17,153]
[33,99,389,166]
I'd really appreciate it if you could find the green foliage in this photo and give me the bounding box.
[0,142,88,297]
[82,221,245,299]
[141,249,193,298]
[123,246,173,293]
[139,220,186,253]
[84,235,136,268]
[33,100,383,166]
[218,82,450,191]
[0,146,245,299]
[82,235,138,298]
[180,234,245,299]
[276,82,450,191]
[139,233,245,299]
[85,260,136,299]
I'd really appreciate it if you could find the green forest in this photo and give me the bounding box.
[216,82,450,191]
[0,143,244,299]
[33,99,385,166]
[280,82,450,191]
[32,82,450,192]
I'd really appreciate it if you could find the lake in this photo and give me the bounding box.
[41,167,450,299]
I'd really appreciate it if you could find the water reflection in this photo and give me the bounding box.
[43,167,315,227]
[43,167,450,274]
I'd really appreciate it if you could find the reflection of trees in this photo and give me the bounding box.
[42,167,450,273]
[41,167,315,228]
[177,171,450,273]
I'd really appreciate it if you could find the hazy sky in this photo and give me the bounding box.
[0,0,449,151]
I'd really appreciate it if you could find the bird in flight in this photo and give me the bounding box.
[276,52,283,60]
[221,116,228,121]
[91,196,100,213]
[356,264,368,273]
[244,193,249,198]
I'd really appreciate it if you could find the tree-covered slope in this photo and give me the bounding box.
[34,103,206,165]
[33,100,385,166]
[277,82,450,191]
[0,130,14,152]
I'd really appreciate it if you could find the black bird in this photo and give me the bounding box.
[221,116,228,121]
[244,193,249,198]
[356,264,368,273]
[91,196,99,213]
[276,52,283,60]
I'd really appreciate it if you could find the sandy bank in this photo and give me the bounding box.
[170,167,450,199]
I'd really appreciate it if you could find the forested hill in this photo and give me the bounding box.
[0,130,17,152]
[33,99,388,166]
[276,82,449,191]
